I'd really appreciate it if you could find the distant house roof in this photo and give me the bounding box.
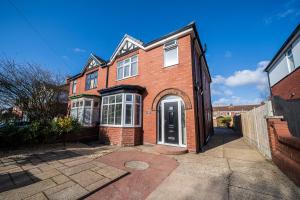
[213,104,261,112]
[264,24,300,72]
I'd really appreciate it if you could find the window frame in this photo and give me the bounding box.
[286,48,295,72]
[71,80,77,94]
[85,71,98,90]
[100,93,142,127]
[70,97,99,126]
[164,39,179,67]
[116,55,138,80]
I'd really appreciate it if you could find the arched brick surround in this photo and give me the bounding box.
[151,88,192,111]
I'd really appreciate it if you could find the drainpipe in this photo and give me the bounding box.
[191,37,201,153]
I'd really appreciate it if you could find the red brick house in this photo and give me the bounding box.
[264,24,300,186]
[67,22,213,152]
[265,24,300,99]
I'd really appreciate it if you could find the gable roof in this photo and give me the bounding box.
[67,53,106,81]
[68,21,211,80]
[109,34,144,62]
[264,24,300,72]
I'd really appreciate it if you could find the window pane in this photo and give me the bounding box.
[165,47,178,67]
[85,100,91,107]
[124,58,130,64]
[124,65,130,77]
[117,61,123,67]
[126,94,133,102]
[135,95,141,104]
[181,102,186,145]
[70,108,78,119]
[116,94,122,103]
[72,102,76,108]
[125,104,132,125]
[115,104,122,125]
[117,67,123,79]
[103,97,108,104]
[101,105,108,124]
[131,62,137,76]
[76,102,79,107]
[83,108,91,124]
[134,103,140,125]
[79,101,83,107]
[109,96,116,103]
[108,104,115,124]
[131,56,137,62]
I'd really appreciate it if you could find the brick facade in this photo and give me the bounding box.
[271,67,300,100]
[67,23,213,152]
[266,118,300,186]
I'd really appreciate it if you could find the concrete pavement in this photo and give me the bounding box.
[146,128,300,200]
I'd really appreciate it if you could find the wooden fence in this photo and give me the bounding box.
[239,101,273,159]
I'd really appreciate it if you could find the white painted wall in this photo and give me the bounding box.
[269,35,300,86]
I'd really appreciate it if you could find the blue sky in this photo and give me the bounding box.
[0,0,299,105]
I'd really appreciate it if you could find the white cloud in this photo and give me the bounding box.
[212,60,269,91]
[277,9,295,18]
[73,48,86,53]
[211,88,233,96]
[264,0,300,24]
[224,51,232,58]
[62,55,69,60]
[211,60,270,106]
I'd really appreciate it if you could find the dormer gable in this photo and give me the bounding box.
[118,40,138,56]
[110,34,144,63]
[82,54,106,72]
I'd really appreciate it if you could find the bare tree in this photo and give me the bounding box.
[0,58,68,122]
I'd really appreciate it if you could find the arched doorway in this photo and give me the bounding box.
[157,95,186,147]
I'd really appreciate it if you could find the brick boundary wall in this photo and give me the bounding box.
[99,126,142,146]
[266,117,300,186]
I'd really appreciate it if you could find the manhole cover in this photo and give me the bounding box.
[125,161,149,170]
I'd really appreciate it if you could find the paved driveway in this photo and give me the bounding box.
[147,128,300,200]
[0,144,127,200]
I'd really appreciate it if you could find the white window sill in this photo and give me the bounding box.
[99,124,141,128]
[116,74,139,81]
[164,63,179,68]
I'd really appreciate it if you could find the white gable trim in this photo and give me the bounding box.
[109,36,145,64]
[90,54,103,65]
[144,28,194,50]
[108,28,195,65]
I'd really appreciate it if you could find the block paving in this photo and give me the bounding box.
[0,148,128,200]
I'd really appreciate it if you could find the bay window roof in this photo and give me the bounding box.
[99,85,145,96]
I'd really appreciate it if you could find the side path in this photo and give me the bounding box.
[147,128,300,200]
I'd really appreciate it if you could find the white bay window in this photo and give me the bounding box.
[70,97,100,126]
[101,93,142,127]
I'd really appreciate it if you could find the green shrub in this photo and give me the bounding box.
[51,116,79,146]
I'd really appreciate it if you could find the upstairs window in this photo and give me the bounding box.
[86,71,98,90]
[286,48,295,72]
[117,55,138,80]
[71,80,77,94]
[164,40,178,67]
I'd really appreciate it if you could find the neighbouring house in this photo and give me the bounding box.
[264,24,300,186]
[66,22,213,152]
[264,24,300,100]
[213,104,260,127]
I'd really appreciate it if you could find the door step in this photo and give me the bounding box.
[154,145,188,155]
